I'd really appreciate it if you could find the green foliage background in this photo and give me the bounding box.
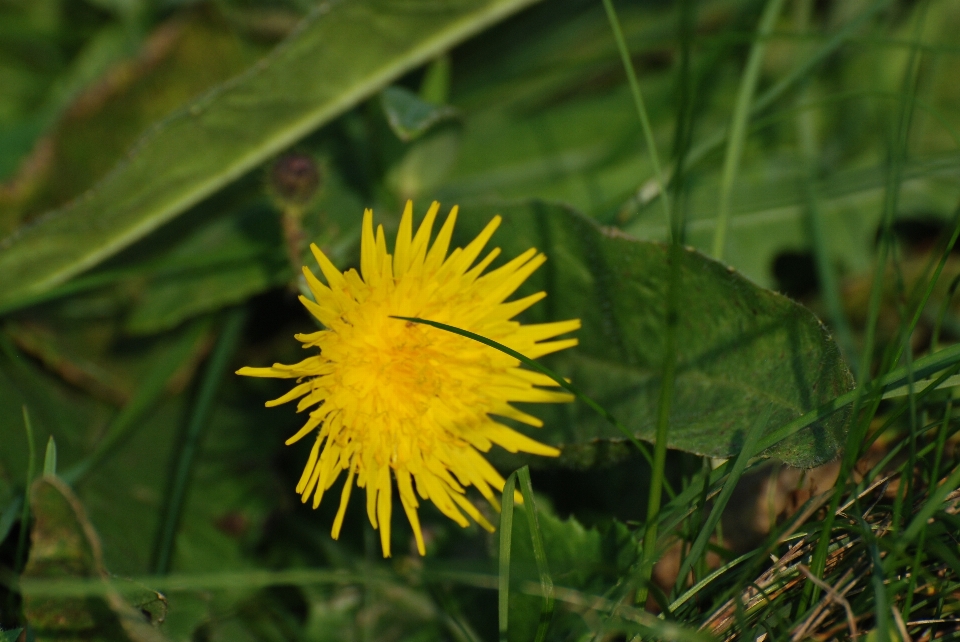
[1,0,960,639]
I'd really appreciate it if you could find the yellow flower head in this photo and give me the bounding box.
[238,201,580,557]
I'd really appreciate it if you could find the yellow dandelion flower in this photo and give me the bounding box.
[237,201,580,557]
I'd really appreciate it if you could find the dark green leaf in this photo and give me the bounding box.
[21,476,170,641]
[0,629,23,642]
[454,201,854,467]
[122,201,288,336]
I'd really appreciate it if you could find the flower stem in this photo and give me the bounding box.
[281,205,306,280]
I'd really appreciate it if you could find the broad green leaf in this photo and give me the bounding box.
[21,476,170,641]
[454,201,854,467]
[0,0,545,312]
[0,15,268,235]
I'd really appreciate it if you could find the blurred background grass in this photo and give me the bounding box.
[2,0,960,639]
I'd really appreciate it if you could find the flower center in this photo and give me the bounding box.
[372,324,447,402]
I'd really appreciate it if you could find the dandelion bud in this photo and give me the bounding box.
[270,153,321,207]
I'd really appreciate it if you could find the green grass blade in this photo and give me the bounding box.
[11,568,394,597]
[859,0,930,388]
[638,240,683,606]
[751,0,891,119]
[931,274,960,353]
[804,181,860,373]
[0,241,286,317]
[903,463,960,543]
[0,271,123,318]
[657,461,729,545]
[669,549,753,612]
[796,56,860,372]
[881,374,960,399]
[525,584,715,641]
[858,512,890,642]
[41,436,56,477]
[903,507,929,619]
[926,538,960,579]
[930,399,953,492]
[499,471,517,642]
[892,332,919,534]
[673,406,772,594]
[805,3,931,608]
[634,0,893,214]
[151,308,247,574]
[14,406,36,572]
[601,0,671,230]
[893,209,960,368]
[755,342,960,453]
[516,466,554,642]
[668,0,697,232]
[712,0,786,260]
